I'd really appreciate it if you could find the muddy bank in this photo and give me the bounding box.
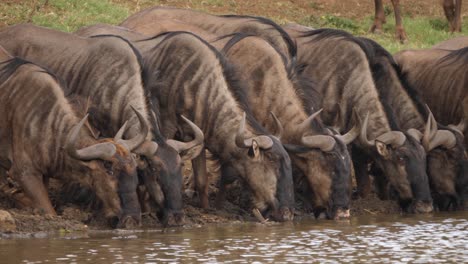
[0,160,401,236]
[0,194,400,237]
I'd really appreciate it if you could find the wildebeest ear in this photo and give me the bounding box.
[375,140,390,158]
[248,140,261,159]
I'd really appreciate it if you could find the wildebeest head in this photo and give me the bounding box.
[66,110,149,228]
[228,113,294,222]
[360,113,433,213]
[133,111,204,227]
[283,109,359,220]
[422,112,467,211]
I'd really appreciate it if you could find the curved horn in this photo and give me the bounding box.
[301,134,336,152]
[427,130,457,151]
[359,112,375,147]
[235,112,251,148]
[166,115,204,153]
[336,126,359,145]
[376,131,406,148]
[407,128,423,142]
[235,112,273,149]
[270,111,283,139]
[114,121,128,141]
[336,110,360,145]
[448,118,466,135]
[66,114,117,160]
[422,109,438,150]
[422,112,433,150]
[336,108,361,145]
[117,106,149,151]
[299,108,323,132]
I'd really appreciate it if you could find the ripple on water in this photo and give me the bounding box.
[4,213,468,263]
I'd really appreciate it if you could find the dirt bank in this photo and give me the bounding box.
[0,158,401,236]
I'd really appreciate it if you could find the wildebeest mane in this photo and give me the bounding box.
[298,28,377,63]
[221,14,297,62]
[0,57,32,86]
[438,46,468,66]
[219,32,324,132]
[89,34,149,88]
[0,57,68,92]
[89,34,167,143]
[359,37,431,121]
[219,32,290,75]
[138,30,270,135]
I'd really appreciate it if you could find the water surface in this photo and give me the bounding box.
[1,212,467,263]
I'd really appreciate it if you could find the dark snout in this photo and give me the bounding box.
[161,210,185,227]
[273,206,294,222]
[313,206,350,220]
[254,203,294,222]
[405,200,433,214]
[334,207,351,220]
[434,194,459,211]
[115,214,141,229]
[117,190,142,228]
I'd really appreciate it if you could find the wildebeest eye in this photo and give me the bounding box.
[103,161,114,175]
[398,156,405,163]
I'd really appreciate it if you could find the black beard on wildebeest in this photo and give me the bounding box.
[284,27,434,213]
[75,24,296,222]
[0,24,205,227]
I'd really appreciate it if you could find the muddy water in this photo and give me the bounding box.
[1,212,467,263]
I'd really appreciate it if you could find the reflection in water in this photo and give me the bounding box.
[1,212,467,263]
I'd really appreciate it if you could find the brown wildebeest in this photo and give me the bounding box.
[370,0,463,43]
[432,36,468,49]
[0,46,144,227]
[358,37,467,211]
[285,27,434,213]
[395,47,468,209]
[120,6,296,65]
[394,47,467,147]
[219,33,361,220]
[115,18,358,219]
[0,24,204,227]
[76,24,296,222]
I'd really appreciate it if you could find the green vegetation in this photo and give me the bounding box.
[0,0,466,53]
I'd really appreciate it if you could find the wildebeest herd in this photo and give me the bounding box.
[0,6,466,228]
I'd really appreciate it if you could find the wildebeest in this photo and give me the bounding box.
[114,18,357,219]
[120,6,296,65]
[394,47,467,148]
[76,24,295,222]
[0,46,141,227]
[359,37,467,211]
[284,27,434,213]
[217,33,359,219]
[432,36,468,49]
[370,0,463,43]
[0,24,204,226]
